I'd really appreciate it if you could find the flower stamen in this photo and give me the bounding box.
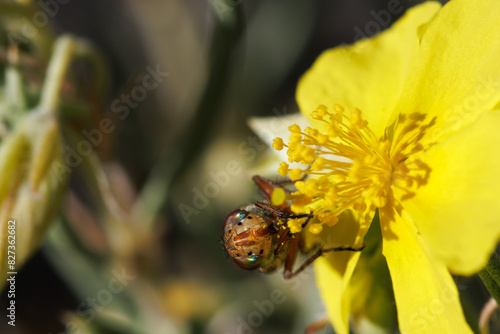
[274,105,393,232]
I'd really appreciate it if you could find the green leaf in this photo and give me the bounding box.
[478,252,500,304]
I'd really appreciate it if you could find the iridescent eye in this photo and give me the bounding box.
[223,209,248,234]
[246,255,260,265]
[235,212,247,219]
[233,254,261,271]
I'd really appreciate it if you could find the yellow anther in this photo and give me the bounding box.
[327,124,339,138]
[349,108,367,129]
[311,110,324,120]
[315,133,328,145]
[288,140,299,150]
[272,137,284,151]
[303,181,318,197]
[302,138,315,146]
[300,146,316,164]
[294,181,305,191]
[288,124,301,133]
[309,224,323,234]
[288,219,302,233]
[350,107,362,125]
[289,132,302,143]
[317,104,328,112]
[317,211,339,226]
[277,162,289,176]
[312,157,326,171]
[354,200,368,212]
[352,107,362,117]
[290,149,304,163]
[305,127,318,136]
[333,104,344,113]
[312,105,328,120]
[289,169,303,181]
[271,187,287,206]
[332,111,343,123]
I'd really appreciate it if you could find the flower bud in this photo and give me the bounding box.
[0,109,67,288]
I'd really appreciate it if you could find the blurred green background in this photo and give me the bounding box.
[1,0,495,333]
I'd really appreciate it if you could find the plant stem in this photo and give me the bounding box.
[39,35,76,114]
[39,35,109,116]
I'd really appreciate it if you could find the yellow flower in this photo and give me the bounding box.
[273,1,500,333]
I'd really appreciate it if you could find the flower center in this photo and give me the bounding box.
[272,104,432,233]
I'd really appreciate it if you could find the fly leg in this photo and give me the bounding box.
[282,234,300,278]
[273,211,314,255]
[267,174,307,186]
[252,175,293,204]
[254,201,310,220]
[252,175,306,203]
[304,317,330,334]
[283,244,366,279]
[254,201,314,255]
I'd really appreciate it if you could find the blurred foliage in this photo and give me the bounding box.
[0,0,497,334]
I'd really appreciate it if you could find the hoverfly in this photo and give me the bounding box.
[223,175,365,278]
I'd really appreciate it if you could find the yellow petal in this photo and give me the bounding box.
[396,110,500,275]
[310,209,372,334]
[380,207,472,334]
[314,258,352,334]
[296,2,441,137]
[396,0,500,146]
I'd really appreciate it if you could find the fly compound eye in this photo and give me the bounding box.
[233,254,262,271]
[223,209,248,235]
